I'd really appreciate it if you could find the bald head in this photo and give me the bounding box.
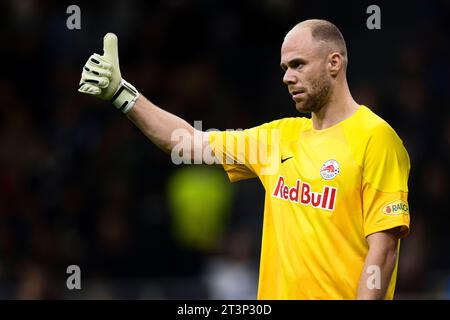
[280,19,349,113]
[287,19,348,69]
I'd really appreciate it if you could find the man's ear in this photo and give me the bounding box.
[328,52,343,77]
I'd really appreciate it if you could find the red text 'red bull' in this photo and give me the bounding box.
[272,176,337,211]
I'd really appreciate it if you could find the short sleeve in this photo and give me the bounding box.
[208,122,281,182]
[362,124,411,238]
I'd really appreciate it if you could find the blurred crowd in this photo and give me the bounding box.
[0,0,449,299]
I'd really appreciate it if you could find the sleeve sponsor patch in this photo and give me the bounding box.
[381,200,409,216]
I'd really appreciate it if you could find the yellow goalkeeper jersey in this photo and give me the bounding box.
[208,105,410,300]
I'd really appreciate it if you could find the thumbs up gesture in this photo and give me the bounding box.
[79,33,139,113]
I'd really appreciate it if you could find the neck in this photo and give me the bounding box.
[311,80,359,130]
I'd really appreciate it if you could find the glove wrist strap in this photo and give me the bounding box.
[111,79,140,114]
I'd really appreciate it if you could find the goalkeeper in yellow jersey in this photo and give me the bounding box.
[78,19,410,300]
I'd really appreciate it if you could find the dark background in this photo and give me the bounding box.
[0,0,448,299]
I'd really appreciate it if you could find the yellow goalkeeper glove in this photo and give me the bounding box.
[78,33,140,114]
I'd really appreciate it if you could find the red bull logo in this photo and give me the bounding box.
[272,176,337,211]
[320,159,340,180]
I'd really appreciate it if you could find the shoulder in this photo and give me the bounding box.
[254,116,310,129]
[209,117,310,143]
[354,107,410,191]
[251,117,311,141]
[360,106,404,147]
[345,105,404,147]
[344,106,409,168]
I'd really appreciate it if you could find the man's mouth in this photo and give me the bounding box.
[290,89,306,101]
[290,88,305,94]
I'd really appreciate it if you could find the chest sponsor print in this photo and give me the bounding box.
[272,176,337,211]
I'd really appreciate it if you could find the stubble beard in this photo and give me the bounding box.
[296,73,332,114]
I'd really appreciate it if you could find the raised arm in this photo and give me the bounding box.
[78,33,210,161]
[126,94,210,159]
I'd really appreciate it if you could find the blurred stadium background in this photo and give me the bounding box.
[0,0,449,299]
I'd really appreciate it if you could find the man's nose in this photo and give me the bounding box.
[283,68,297,85]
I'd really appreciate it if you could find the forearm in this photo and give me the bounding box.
[357,233,398,299]
[126,94,196,154]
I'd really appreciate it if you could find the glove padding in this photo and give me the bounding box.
[78,33,139,113]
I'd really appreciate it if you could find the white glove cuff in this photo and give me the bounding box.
[111,79,140,114]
